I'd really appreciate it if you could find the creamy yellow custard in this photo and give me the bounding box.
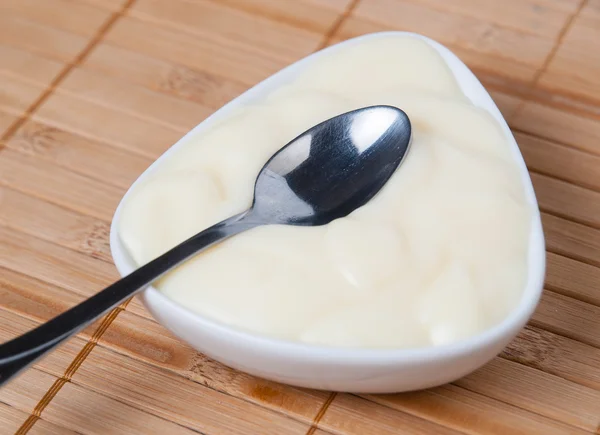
[118,36,531,348]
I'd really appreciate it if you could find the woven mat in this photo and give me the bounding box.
[1,0,599,434]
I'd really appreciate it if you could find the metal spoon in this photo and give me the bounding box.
[0,105,411,386]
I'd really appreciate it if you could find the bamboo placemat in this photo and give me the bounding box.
[1,0,599,434]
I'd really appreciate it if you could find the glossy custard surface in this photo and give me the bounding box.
[118,36,531,348]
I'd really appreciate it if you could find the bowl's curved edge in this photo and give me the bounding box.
[109,31,546,368]
[416,34,546,343]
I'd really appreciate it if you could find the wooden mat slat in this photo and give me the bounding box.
[103,15,292,85]
[1,149,123,221]
[0,8,103,63]
[0,75,48,116]
[545,252,600,304]
[0,112,20,137]
[320,393,464,435]
[81,41,248,108]
[540,2,600,105]
[532,291,600,349]
[0,44,64,87]
[532,172,600,228]
[6,119,153,190]
[363,382,592,435]
[215,0,349,34]
[1,0,600,433]
[543,213,600,268]
[502,325,600,390]
[454,358,600,432]
[68,342,315,434]
[3,366,202,435]
[1,0,111,39]
[0,401,77,435]
[0,227,149,319]
[517,131,600,191]
[512,100,600,156]
[45,381,201,435]
[33,92,182,159]
[129,0,324,61]
[0,307,86,377]
[57,68,212,131]
[78,0,127,12]
[1,369,61,421]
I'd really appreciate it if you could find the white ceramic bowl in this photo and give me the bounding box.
[110,32,545,393]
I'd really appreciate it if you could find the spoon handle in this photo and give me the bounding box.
[0,211,259,386]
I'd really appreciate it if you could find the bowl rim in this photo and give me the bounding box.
[109,31,546,365]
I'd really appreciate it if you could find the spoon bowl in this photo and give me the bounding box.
[251,105,411,225]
